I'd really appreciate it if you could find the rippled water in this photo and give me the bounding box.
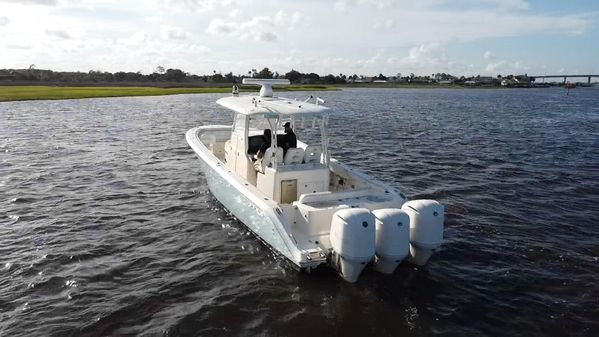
[1,88,598,336]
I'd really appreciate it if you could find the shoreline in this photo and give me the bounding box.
[0,83,585,102]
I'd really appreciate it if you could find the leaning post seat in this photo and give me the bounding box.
[263,147,284,167]
[284,148,304,165]
[303,145,322,163]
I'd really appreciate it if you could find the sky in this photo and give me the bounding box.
[0,0,598,76]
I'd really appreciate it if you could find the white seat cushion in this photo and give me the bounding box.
[263,147,283,167]
[284,148,304,165]
[303,145,321,163]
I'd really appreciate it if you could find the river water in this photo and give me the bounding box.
[1,88,598,336]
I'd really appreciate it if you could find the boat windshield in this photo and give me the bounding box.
[248,115,324,137]
[248,115,271,131]
[245,113,329,165]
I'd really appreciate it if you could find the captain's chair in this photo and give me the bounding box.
[263,146,284,167]
[303,145,321,163]
[284,148,304,165]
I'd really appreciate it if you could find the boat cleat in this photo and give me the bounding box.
[301,248,327,267]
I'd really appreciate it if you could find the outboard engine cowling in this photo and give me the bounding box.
[330,208,375,282]
[372,208,410,274]
[401,200,444,266]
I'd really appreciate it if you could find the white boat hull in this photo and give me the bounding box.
[200,156,295,260]
[187,126,320,269]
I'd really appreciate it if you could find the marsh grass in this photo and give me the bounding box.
[0,85,338,102]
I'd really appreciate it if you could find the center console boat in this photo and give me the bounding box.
[186,79,444,282]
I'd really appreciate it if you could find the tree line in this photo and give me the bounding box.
[0,65,531,86]
[0,65,347,85]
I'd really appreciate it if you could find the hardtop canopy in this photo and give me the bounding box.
[217,78,330,118]
[216,95,330,118]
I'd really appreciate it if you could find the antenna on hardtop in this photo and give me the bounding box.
[242,78,290,97]
[302,95,325,105]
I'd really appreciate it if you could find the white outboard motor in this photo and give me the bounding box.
[401,200,444,266]
[330,208,375,282]
[372,208,410,274]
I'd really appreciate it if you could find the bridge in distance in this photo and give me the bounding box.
[532,74,599,84]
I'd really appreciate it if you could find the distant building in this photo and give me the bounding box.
[390,77,408,83]
[501,75,532,87]
[477,76,495,85]
[0,75,17,81]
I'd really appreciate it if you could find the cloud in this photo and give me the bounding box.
[298,44,465,76]
[357,0,393,10]
[256,31,277,42]
[479,0,530,11]
[274,10,304,28]
[323,1,590,45]
[45,28,72,39]
[239,16,273,30]
[0,16,9,26]
[400,43,451,71]
[485,58,530,74]
[229,8,242,18]
[373,18,394,30]
[239,16,278,41]
[551,15,588,35]
[160,25,190,40]
[186,44,211,54]
[206,11,306,42]
[117,31,147,46]
[333,1,346,13]
[164,0,232,12]
[5,43,31,49]
[483,51,494,59]
[144,16,163,23]
[352,0,528,12]
[321,43,474,76]
[485,60,505,73]
[0,0,60,5]
[379,11,590,44]
[206,18,236,35]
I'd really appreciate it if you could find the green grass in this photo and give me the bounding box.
[0,85,339,102]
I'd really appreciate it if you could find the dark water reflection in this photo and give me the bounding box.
[1,88,598,336]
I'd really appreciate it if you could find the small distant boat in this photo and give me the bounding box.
[565,81,575,95]
[186,79,445,282]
